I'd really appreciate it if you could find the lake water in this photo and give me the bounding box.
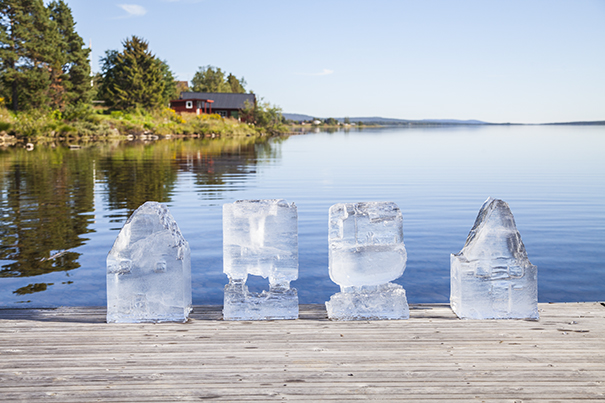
[1,125,604,307]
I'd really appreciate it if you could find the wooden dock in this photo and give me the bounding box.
[1,302,604,402]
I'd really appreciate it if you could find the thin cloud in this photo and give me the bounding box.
[117,4,147,17]
[317,69,334,76]
[299,69,334,76]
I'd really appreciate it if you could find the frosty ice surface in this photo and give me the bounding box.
[223,199,298,320]
[326,202,409,320]
[450,197,538,320]
[106,202,192,323]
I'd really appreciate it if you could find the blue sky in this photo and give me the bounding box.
[66,0,604,123]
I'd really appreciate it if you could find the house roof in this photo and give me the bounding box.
[180,92,255,109]
[170,98,213,103]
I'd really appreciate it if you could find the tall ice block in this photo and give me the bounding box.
[326,202,409,320]
[106,202,192,323]
[450,197,538,320]
[223,199,298,320]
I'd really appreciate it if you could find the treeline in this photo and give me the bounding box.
[0,0,91,111]
[191,65,246,94]
[0,0,284,139]
[96,39,249,110]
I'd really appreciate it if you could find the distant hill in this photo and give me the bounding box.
[353,117,487,125]
[546,121,605,126]
[282,113,605,126]
[282,113,317,122]
[282,113,487,125]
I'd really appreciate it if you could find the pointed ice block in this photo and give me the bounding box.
[107,202,191,323]
[222,199,298,320]
[326,202,409,320]
[450,197,538,320]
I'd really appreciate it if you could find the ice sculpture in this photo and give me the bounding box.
[326,202,409,320]
[223,199,298,320]
[107,202,192,323]
[450,197,538,320]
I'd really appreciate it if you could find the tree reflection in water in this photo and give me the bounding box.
[174,136,278,201]
[0,147,94,290]
[0,135,278,297]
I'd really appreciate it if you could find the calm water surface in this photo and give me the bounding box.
[1,125,604,307]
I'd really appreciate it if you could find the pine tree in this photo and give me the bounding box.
[99,36,167,110]
[0,0,54,110]
[157,59,177,103]
[48,0,92,108]
[0,0,90,111]
[96,49,118,107]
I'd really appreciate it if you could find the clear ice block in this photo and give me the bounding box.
[222,199,298,320]
[106,201,192,323]
[450,197,538,320]
[326,202,409,320]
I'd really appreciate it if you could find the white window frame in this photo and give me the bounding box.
[185,101,193,109]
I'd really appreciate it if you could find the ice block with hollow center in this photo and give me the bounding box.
[222,199,298,320]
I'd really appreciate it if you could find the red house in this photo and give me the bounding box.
[169,98,214,115]
[170,92,256,119]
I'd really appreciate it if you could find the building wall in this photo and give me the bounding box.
[170,100,202,114]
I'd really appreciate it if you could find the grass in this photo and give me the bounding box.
[0,105,282,144]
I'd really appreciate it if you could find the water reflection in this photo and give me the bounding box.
[0,147,95,296]
[99,143,178,215]
[2,126,602,307]
[0,135,278,297]
[172,137,278,201]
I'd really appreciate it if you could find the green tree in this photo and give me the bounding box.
[240,98,284,131]
[98,36,167,110]
[191,66,246,93]
[0,0,90,111]
[191,65,228,92]
[157,59,177,102]
[226,73,246,93]
[96,49,118,103]
[0,0,54,111]
[47,0,92,108]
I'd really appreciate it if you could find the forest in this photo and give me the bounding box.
[0,0,286,141]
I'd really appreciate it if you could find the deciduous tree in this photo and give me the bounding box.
[191,65,246,93]
[226,73,246,93]
[191,65,228,93]
[240,98,284,130]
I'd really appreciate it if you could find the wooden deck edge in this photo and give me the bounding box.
[0,302,602,323]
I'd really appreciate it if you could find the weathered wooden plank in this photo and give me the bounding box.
[0,302,603,402]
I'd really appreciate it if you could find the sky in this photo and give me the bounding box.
[64,0,605,124]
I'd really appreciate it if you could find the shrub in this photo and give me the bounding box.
[0,122,11,132]
[62,104,95,122]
